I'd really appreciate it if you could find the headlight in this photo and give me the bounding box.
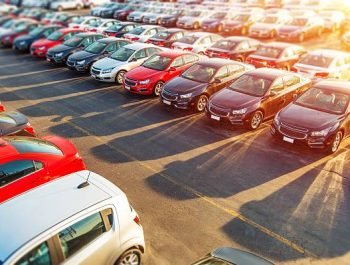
[102,68,113,74]
[232,108,247,115]
[273,115,280,126]
[180,93,192,99]
[55,52,63,57]
[77,60,86,65]
[311,123,339,137]
[19,41,26,45]
[38,46,46,50]
[139,79,150,85]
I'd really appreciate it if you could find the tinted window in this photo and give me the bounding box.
[183,54,198,64]
[15,242,52,265]
[47,31,63,41]
[270,78,285,92]
[143,55,172,71]
[299,54,333,68]
[214,66,228,79]
[147,47,161,56]
[170,56,184,68]
[0,160,43,187]
[110,47,135,61]
[182,64,216,83]
[227,64,244,75]
[229,74,273,97]
[58,212,106,259]
[134,49,146,59]
[105,43,117,52]
[8,138,63,155]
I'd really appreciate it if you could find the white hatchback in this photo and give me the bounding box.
[0,170,145,265]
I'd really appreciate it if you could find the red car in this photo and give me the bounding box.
[0,20,40,47]
[123,50,200,96]
[246,42,306,71]
[0,101,5,112]
[0,136,86,204]
[30,28,84,58]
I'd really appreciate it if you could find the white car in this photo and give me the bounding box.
[68,16,100,30]
[172,32,222,54]
[50,0,84,11]
[91,42,162,83]
[0,170,145,265]
[124,25,165,43]
[83,0,111,7]
[87,19,120,33]
[0,3,17,14]
[319,10,345,32]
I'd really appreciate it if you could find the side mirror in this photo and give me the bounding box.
[168,66,176,72]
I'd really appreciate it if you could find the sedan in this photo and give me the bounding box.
[124,50,200,96]
[172,32,222,54]
[146,28,186,48]
[159,9,184,27]
[271,80,350,153]
[0,135,86,203]
[176,9,212,30]
[86,18,120,34]
[66,37,131,72]
[0,19,39,47]
[248,14,291,39]
[30,27,83,57]
[160,58,254,112]
[46,32,105,64]
[207,68,311,129]
[246,42,306,71]
[223,12,263,36]
[68,16,100,30]
[49,0,84,11]
[0,111,35,137]
[201,11,229,33]
[124,25,165,43]
[103,22,138,38]
[90,42,162,84]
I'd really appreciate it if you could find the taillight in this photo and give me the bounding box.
[183,47,193,51]
[315,72,329,78]
[267,61,277,68]
[131,37,139,41]
[24,124,36,136]
[134,215,141,226]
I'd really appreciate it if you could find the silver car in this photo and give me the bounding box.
[172,32,222,54]
[50,0,84,11]
[91,42,163,84]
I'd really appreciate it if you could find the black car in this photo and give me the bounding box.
[0,111,36,137]
[13,25,61,52]
[103,22,138,38]
[147,28,186,48]
[46,32,105,64]
[206,36,260,62]
[66,37,131,72]
[160,58,254,112]
[159,9,184,27]
[99,3,126,18]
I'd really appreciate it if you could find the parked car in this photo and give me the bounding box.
[124,50,200,96]
[146,28,186,48]
[0,170,145,265]
[67,37,131,72]
[0,111,35,137]
[292,49,350,80]
[318,10,345,32]
[248,13,291,39]
[176,9,212,30]
[207,68,311,129]
[47,32,105,64]
[86,18,120,33]
[206,36,260,62]
[0,18,33,38]
[30,27,83,57]
[246,42,306,70]
[124,25,165,43]
[0,136,86,203]
[68,16,100,30]
[142,7,167,24]
[49,12,76,27]
[126,6,149,22]
[98,2,125,18]
[172,32,222,54]
[223,12,263,36]
[13,25,61,52]
[192,247,273,265]
[103,22,138,38]
[49,0,84,11]
[277,16,324,42]
[160,58,254,112]
[158,9,184,27]
[271,80,350,153]
[113,4,138,21]
[0,19,39,47]
[91,42,162,84]
[201,11,229,33]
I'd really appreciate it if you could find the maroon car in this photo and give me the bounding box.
[146,28,186,48]
[246,42,306,71]
[271,80,350,153]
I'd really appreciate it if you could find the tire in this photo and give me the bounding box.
[247,110,264,130]
[76,4,82,10]
[153,81,164,96]
[195,94,208,112]
[115,248,142,265]
[298,33,305,42]
[57,5,63,11]
[116,70,126,84]
[193,22,200,30]
[327,131,343,154]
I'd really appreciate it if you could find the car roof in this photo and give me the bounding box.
[139,24,162,29]
[164,28,185,33]
[98,37,128,43]
[314,80,350,95]
[75,32,104,38]
[261,42,302,49]
[186,31,216,37]
[307,49,350,57]
[60,27,82,34]
[0,170,124,263]
[123,42,157,50]
[157,49,193,58]
[246,67,291,80]
[197,58,239,68]
[212,247,274,265]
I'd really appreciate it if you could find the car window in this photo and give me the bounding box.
[238,42,249,50]
[105,21,115,27]
[146,47,160,56]
[43,28,54,37]
[227,64,244,75]
[199,37,211,45]
[146,28,157,36]
[336,57,346,67]
[134,48,147,59]
[94,35,104,41]
[214,66,228,79]
[15,242,52,265]
[183,54,198,64]
[0,160,43,187]
[283,75,300,87]
[81,37,92,47]
[8,138,63,155]
[270,78,285,92]
[283,48,294,58]
[58,212,106,259]
[124,25,133,32]
[63,32,75,41]
[105,43,117,52]
[118,41,130,48]
[170,56,184,68]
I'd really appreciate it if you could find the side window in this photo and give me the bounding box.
[270,78,285,92]
[283,75,300,87]
[119,41,130,48]
[146,47,160,56]
[214,66,228,79]
[94,35,104,41]
[199,37,211,45]
[43,29,53,37]
[183,54,198,64]
[227,64,244,76]
[15,242,52,265]
[0,160,43,187]
[105,43,117,52]
[81,37,92,47]
[283,48,294,58]
[63,32,73,41]
[134,48,147,59]
[146,29,157,36]
[123,25,133,32]
[58,212,106,259]
[170,56,184,68]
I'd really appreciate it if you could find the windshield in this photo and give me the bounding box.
[299,55,333,68]
[143,55,172,71]
[181,64,216,83]
[14,23,28,33]
[295,87,349,114]
[64,37,83,47]
[232,14,249,22]
[72,17,84,24]
[56,14,68,21]
[229,74,272,97]
[288,18,307,26]
[254,46,282,58]
[29,27,43,37]
[85,41,107,54]
[89,20,102,27]
[8,138,63,155]
[47,31,63,41]
[128,27,145,35]
[110,47,134,61]
[178,35,199,45]
[2,20,14,29]
[212,39,238,50]
[259,16,277,24]
[210,12,227,19]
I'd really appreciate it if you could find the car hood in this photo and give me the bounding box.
[32,38,58,48]
[49,44,74,53]
[279,103,340,130]
[69,50,96,61]
[127,66,162,80]
[211,88,261,109]
[250,23,276,31]
[14,34,35,42]
[278,25,301,33]
[293,63,328,73]
[93,57,125,69]
[164,76,207,94]
[0,112,28,136]
[144,13,158,19]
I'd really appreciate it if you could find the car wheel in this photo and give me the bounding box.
[217,24,223,32]
[76,4,82,10]
[298,33,305,42]
[241,27,247,35]
[115,248,142,265]
[195,94,208,112]
[153,81,164,96]
[116,70,126,84]
[58,5,63,11]
[248,110,263,130]
[193,22,200,30]
[328,131,343,154]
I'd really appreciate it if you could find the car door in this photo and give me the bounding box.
[282,75,302,105]
[167,55,186,79]
[208,66,229,95]
[263,77,286,118]
[104,42,118,56]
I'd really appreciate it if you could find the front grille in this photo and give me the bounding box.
[67,60,75,67]
[91,68,101,75]
[162,89,178,101]
[279,122,308,139]
[125,78,136,86]
[209,104,230,117]
[46,53,53,59]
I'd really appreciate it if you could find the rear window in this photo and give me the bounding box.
[8,138,63,155]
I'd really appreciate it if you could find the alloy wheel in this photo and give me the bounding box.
[153,82,164,96]
[250,111,263,130]
[196,95,208,112]
[331,131,342,153]
[119,253,140,265]
[116,71,126,84]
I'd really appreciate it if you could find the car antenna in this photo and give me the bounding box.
[77,171,91,189]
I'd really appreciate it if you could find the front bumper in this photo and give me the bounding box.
[13,42,30,51]
[30,47,48,57]
[67,60,89,72]
[46,53,66,64]
[277,33,300,42]
[123,82,154,95]
[176,22,195,29]
[205,105,248,126]
[223,26,243,35]
[160,93,195,109]
[90,68,115,82]
[160,19,177,27]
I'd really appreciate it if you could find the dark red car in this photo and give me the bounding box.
[30,28,84,58]
[0,136,86,204]
[124,50,200,96]
[246,42,306,71]
[146,28,186,48]
[0,20,40,47]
